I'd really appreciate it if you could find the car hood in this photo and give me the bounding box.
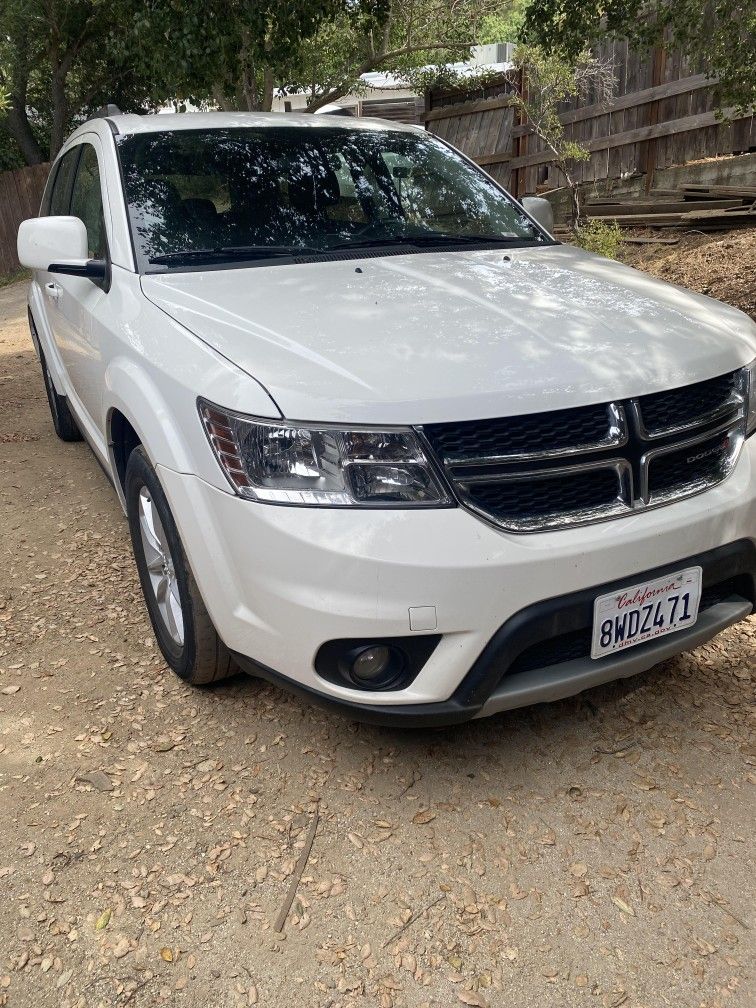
[141,244,756,424]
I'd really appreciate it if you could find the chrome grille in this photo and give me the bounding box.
[427,402,623,462]
[422,369,747,533]
[636,371,741,437]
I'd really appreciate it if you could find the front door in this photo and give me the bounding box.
[42,136,109,439]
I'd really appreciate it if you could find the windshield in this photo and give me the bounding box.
[116,125,549,270]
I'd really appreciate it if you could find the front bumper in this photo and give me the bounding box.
[157,435,756,723]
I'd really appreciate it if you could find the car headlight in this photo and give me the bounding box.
[746,359,756,437]
[199,400,452,506]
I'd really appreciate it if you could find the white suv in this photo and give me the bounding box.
[17,111,756,725]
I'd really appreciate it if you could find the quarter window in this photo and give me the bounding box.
[48,148,80,216]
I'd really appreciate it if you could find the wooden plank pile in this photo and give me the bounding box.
[586,183,756,230]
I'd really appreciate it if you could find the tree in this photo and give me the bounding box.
[506,45,615,227]
[523,0,756,114]
[116,0,351,113]
[478,1,530,45]
[276,0,506,112]
[0,0,347,165]
[0,0,158,164]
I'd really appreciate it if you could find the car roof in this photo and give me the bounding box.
[89,110,424,137]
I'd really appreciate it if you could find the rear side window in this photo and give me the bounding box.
[70,143,107,259]
[47,148,80,216]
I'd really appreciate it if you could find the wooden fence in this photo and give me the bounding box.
[425,41,755,197]
[424,79,519,192]
[360,96,425,125]
[0,163,50,275]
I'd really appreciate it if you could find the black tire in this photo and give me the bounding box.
[39,349,82,442]
[125,446,234,685]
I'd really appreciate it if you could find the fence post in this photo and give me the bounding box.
[642,44,667,194]
[512,67,527,196]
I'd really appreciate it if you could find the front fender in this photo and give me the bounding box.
[105,356,195,475]
[99,270,282,509]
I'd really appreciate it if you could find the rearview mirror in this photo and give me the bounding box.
[17,216,106,282]
[521,196,554,237]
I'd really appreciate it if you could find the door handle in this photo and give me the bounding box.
[45,282,62,301]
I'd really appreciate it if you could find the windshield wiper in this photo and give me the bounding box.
[409,233,538,246]
[327,233,538,252]
[326,237,422,251]
[148,244,321,265]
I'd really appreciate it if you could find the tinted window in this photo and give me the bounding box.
[70,144,107,259]
[116,126,547,270]
[48,148,81,216]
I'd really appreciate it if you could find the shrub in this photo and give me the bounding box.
[574,219,624,260]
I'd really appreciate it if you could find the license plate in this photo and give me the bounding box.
[591,566,702,659]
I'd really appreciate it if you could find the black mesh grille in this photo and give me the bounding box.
[425,403,611,461]
[648,432,732,499]
[507,577,744,677]
[508,628,591,675]
[638,371,739,435]
[465,468,619,522]
[423,370,744,532]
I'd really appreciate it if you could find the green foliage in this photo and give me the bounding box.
[0,0,348,163]
[116,0,351,111]
[507,44,615,226]
[0,0,546,166]
[511,44,587,155]
[509,45,600,168]
[523,0,756,114]
[402,65,509,96]
[478,2,530,45]
[0,0,163,164]
[278,0,506,110]
[0,123,28,171]
[573,219,625,259]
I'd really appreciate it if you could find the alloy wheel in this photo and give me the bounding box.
[137,486,185,645]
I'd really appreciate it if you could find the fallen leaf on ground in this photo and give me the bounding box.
[611,896,635,916]
[458,992,489,1007]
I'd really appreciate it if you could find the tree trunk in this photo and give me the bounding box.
[567,180,582,229]
[227,64,275,111]
[49,66,69,159]
[553,159,582,229]
[261,67,274,112]
[6,94,44,165]
[5,26,43,166]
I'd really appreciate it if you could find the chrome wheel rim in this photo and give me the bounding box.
[137,486,184,645]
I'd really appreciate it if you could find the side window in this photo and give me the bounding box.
[70,143,107,259]
[47,148,81,216]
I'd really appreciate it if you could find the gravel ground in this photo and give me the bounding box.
[0,277,754,1008]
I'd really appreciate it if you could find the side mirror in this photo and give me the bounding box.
[521,196,554,237]
[17,216,107,282]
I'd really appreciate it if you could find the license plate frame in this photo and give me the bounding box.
[591,566,703,660]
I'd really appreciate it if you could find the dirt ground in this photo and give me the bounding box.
[1,243,755,1008]
[620,229,756,320]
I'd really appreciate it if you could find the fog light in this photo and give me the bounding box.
[316,635,441,692]
[352,645,392,682]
